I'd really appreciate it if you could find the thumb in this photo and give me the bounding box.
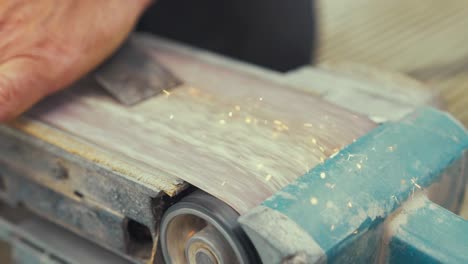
[0,57,52,122]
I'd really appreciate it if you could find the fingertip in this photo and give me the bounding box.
[0,59,50,122]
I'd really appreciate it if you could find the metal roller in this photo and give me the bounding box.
[160,191,259,264]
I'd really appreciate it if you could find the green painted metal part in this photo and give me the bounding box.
[387,196,468,264]
[239,107,468,263]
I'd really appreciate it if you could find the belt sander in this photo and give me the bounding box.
[0,33,466,264]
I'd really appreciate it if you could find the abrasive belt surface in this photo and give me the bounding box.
[30,45,376,214]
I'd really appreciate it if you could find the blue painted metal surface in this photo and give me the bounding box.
[257,107,468,263]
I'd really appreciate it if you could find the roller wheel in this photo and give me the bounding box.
[160,191,259,264]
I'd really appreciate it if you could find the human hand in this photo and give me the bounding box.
[0,0,151,121]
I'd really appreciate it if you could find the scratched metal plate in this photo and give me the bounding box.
[26,35,376,214]
[95,36,181,105]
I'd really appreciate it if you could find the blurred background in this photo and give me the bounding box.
[317,0,468,128]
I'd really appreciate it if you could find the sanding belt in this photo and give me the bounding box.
[26,35,376,214]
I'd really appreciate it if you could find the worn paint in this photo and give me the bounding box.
[239,206,326,264]
[386,195,468,263]
[9,119,186,197]
[255,107,467,262]
[0,125,173,263]
[0,208,132,264]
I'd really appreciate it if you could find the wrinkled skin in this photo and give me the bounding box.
[0,0,151,121]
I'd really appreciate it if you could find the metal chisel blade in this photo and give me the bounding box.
[94,34,181,105]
